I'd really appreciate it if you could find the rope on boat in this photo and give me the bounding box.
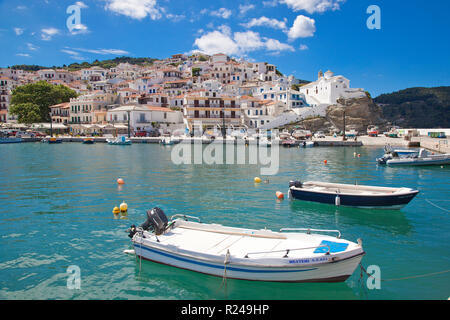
[359,263,450,282]
[425,199,450,213]
[221,250,231,290]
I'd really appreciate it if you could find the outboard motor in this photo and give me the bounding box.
[289,180,303,188]
[127,207,168,238]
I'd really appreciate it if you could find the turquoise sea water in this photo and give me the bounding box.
[0,143,449,300]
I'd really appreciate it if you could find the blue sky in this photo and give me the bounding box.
[0,0,449,96]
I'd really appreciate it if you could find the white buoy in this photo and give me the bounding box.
[123,249,135,255]
[335,195,341,206]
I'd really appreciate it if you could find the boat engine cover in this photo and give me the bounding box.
[141,207,168,235]
[289,180,303,188]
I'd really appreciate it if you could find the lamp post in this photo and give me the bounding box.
[342,109,347,141]
[49,111,53,137]
[127,110,131,138]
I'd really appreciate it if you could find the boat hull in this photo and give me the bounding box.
[387,158,450,166]
[290,188,418,209]
[0,138,23,144]
[133,243,364,283]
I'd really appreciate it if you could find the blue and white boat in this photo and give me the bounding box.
[288,181,419,209]
[42,137,62,144]
[0,137,23,144]
[382,148,450,166]
[107,136,132,145]
[126,208,365,283]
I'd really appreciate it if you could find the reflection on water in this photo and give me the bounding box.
[132,257,358,300]
[288,201,413,236]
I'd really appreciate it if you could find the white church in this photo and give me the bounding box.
[299,70,366,106]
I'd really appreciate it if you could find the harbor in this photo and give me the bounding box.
[0,142,449,299]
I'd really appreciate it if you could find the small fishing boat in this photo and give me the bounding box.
[126,208,365,283]
[376,145,418,164]
[0,137,23,144]
[300,141,315,148]
[160,137,175,146]
[288,181,419,209]
[107,136,132,145]
[282,139,300,148]
[380,148,450,166]
[367,126,379,137]
[346,130,358,138]
[82,138,95,144]
[42,137,62,144]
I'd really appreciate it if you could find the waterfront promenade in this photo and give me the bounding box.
[19,135,450,153]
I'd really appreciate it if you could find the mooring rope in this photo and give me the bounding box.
[359,263,450,282]
[221,250,231,290]
[425,199,450,213]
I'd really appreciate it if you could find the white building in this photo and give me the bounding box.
[107,105,183,132]
[300,70,366,106]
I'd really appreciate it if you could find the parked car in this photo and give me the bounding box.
[314,131,326,139]
[135,131,147,137]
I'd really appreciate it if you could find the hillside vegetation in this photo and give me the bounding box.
[9,56,157,72]
[375,86,450,128]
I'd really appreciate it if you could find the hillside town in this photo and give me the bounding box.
[0,53,367,136]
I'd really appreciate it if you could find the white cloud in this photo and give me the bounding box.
[166,13,186,22]
[242,16,288,31]
[61,49,86,61]
[105,0,162,20]
[287,15,316,39]
[263,0,278,7]
[16,53,31,57]
[193,27,294,56]
[27,43,38,51]
[239,4,255,15]
[210,8,232,19]
[41,28,60,41]
[16,5,27,10]
[14,28,24,35]
[264,38,295,52]
[299,44,309,50]
[281,0,345,14]
[75,1,88,9]
[70,47,130,55]
[70,23,89,35]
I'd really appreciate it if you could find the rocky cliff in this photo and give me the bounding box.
[284,94,387,133]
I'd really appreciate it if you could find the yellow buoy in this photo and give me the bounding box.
[120,201,128,212]
[112,207,120,214]
[254,177,262,183]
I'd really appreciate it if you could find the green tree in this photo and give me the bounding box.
[9,103,41,125]
[10,81,78,123]
[192,67,201,77]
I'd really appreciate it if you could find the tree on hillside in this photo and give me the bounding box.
[10,81,78,123]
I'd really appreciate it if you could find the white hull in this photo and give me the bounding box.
[130,219,365,283]
[133,244,363,282]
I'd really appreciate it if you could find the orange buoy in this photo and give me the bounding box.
[276,191,284,200]
[324,160,328,165]
[117,178,125,185]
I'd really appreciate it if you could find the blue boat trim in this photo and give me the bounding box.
[314,240,349,254]
[134,244,318,273]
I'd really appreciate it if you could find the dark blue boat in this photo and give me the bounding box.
[0,137,23,144]
[289,181,419,209]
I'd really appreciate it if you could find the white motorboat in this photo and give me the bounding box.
[126,208,365,283]
[107,136,132,145]
[300,141,315,148]
[382,148,450,166]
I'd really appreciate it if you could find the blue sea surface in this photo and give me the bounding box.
[0,143,449,299]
